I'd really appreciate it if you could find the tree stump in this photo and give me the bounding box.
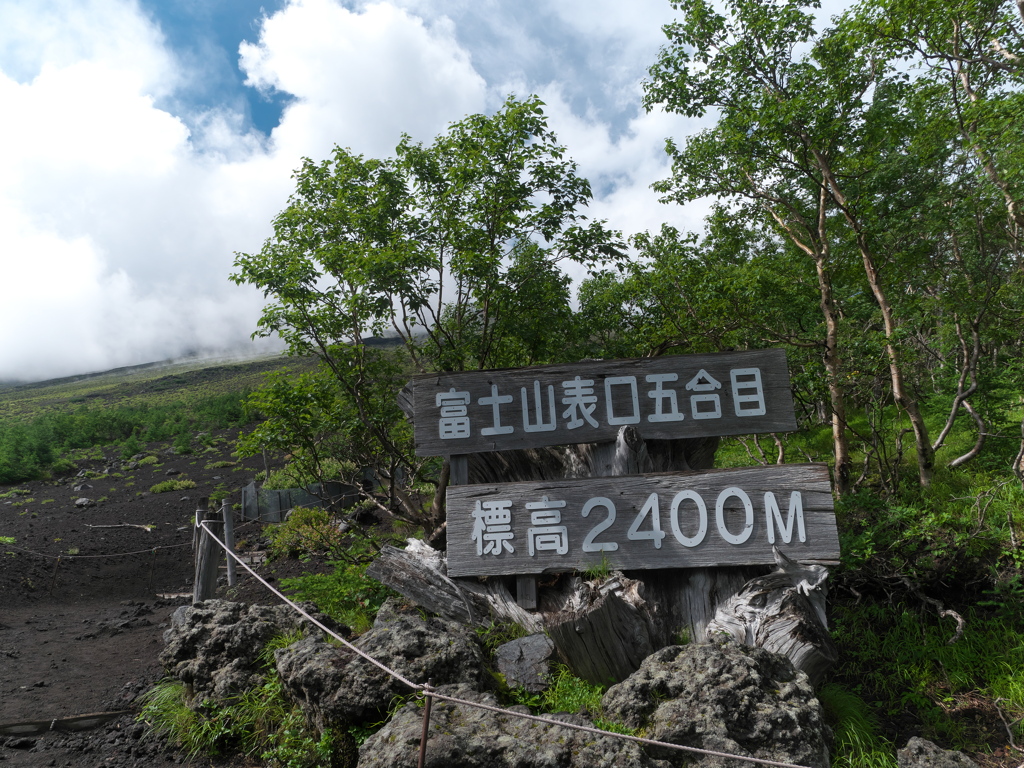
[704,548,837,685]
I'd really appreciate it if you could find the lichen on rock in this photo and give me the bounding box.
[602,637,832,768]
[359,684,668,768]
[274,598,491,729]
[159,599,341,701]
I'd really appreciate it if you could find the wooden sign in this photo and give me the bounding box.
[446,463,838,577]
[403,349,797,456]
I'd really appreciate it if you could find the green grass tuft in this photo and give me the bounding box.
[150,478,197,493]
[818,683,897,768]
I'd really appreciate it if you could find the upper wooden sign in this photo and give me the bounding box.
[446,463,838,578]
[402,349,797,456]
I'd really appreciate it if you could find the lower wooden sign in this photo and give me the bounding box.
[446,463,838,577]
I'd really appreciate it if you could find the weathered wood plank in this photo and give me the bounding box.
[516,575,538,610]
[222,500,236,588]
[639,566,765,645]
[365,543,492,626]
[403,349,797,456]
[446,463,838,577]
[366,541,545,632]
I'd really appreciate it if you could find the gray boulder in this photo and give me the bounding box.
[359,684,669,768]
[602,639,831,768]
[897,737,979,768]
[159,599,339,701]
[275,599,490,729]
[495,633,555,692]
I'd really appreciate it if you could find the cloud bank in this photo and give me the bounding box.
[0,0,701,382]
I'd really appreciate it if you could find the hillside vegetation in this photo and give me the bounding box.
[0,355,315,484]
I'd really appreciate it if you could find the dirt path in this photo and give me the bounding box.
[0,432,275,766]
[0,599,188,767]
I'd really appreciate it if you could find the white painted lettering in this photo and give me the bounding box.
[646,373,685,422]
[561,376,599,429]
[715,487,754,545]
[627,493,665,548]
[436,388,471,439]
[526,496,568,556]
[521,381,557,432]
[669,490,707,548]
[479,384,514,436]
[605,376,641,425]
[686,369,722,420]
[580,497,619,552]
[764,491,806,544]
[731,368,767,417]
[471,500,515,555]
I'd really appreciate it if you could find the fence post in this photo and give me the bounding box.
[193,497,222,603]
[418,681,434,768]
[222,499,236,588]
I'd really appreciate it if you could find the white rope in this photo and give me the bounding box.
[198,521,420,690]
[197,521,817,768]
[423,687,816,768]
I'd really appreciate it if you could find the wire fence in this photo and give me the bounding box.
[4,541,192,596]
[196,519,818,768]
[5,542,191,560]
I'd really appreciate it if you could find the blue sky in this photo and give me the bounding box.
[140,1,291,136]
[0,0,720,381]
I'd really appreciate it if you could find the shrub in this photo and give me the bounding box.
[173,430,194,455]
[120,434,144,460]
[280,560,395,633]
[49,456,78,476]
[267,507,348,560]
[262,458,357,491]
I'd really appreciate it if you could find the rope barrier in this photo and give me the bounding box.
[4,542,190,561]
[198,521,420,689]
[196,520,817,768]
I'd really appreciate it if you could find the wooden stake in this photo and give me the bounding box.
[193,498,222,603]
[147,548,157,595]
[222,500,236,587]
[417,682,434,768]
[47,556,62,597]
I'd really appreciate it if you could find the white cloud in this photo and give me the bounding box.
[0,0,499,380]
[240,0,488,159]
[0,0,178,95]
[0,0,713,381]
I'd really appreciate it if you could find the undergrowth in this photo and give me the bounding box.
[502,663,638,736]
[280,560,396,634]
[0,356,314,485]
[267,506,351,561]
[138,631,356,768]
[818,683,897,768]
[827,602,1024,753]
